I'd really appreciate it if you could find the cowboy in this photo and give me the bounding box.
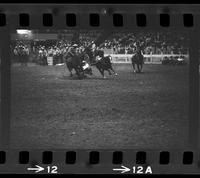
[68,44,78,57]
[95,48,104,61]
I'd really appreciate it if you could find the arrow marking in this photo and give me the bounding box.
[27,165,44,173]
[113,165,130,173]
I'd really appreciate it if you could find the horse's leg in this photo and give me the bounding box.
[96,66,104,78]
[70,70,73,77]
[132,63,136,73]
[74,68,81,78]
[102,69,106,78]
[78,66,85,78]
[100,69,104,78]
[137,64,140,73]
[110,66,118,76]
[98,68,105,78]
[139,63,143,73]
[140,64,143,73]
[108,69,112,75]
[67,66,73,77]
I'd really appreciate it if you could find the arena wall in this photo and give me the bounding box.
[106,54,189,64]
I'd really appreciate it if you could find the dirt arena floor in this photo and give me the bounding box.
[9,63,189,149]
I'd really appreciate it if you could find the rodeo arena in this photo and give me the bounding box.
[9,30,190,149]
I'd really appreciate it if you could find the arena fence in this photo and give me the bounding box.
[106,54,189,64]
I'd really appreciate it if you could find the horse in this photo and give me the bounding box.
[83,48,118,78]
[83,48,117,78]
[63,52,85,78]
[131,50,144,73]
[93,55,118,78]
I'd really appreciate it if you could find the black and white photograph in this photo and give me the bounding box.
[9,29,189,149]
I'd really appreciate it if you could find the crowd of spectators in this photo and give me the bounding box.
[100,32,189,55]
[11,41,30,65]
[10,32,99,65]
[10,31,189,65]
[32,40,70,64]
[79,31,101,47]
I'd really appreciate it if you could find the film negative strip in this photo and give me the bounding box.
[0,3,199,174]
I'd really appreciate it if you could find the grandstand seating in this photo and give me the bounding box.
[100,31,189,55]
[11,31,189,64]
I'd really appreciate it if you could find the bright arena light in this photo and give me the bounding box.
[16,29,31,34]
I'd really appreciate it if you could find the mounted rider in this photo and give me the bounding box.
[94,46,105,61]
[131,41,144,73]
[69,43,92,74]
[134,41,144,59]
[67,43,78,58]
